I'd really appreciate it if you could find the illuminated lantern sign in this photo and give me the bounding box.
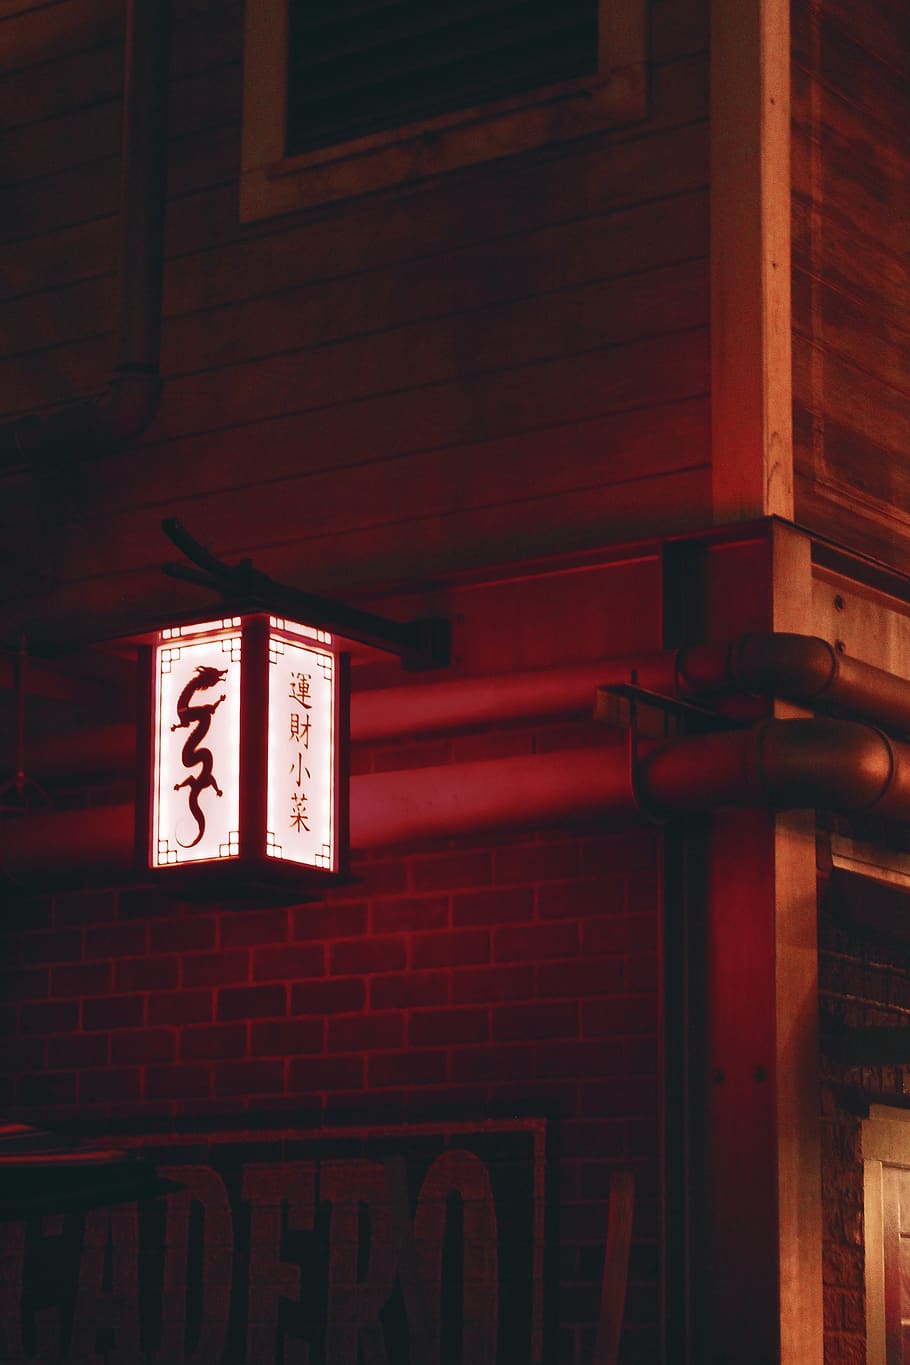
[138,614,349,892]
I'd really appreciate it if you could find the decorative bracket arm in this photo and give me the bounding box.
[161,519,450,671]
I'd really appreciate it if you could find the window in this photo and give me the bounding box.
[864,1107,910,1363]
[241,0,648,221]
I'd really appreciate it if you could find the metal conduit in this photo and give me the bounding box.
[674,633,910,734]
[4,718,910,883]
[21,632,910,781]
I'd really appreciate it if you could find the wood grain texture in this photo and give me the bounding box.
[0,5,239,139]
[2,257,708,420]
[1,190,709,364]
[63,392,711,583]
[0,466,710,641]
[791,0,910,571]
[792,195,910,325]
[0,0,711,631]
[793,271,910,406]
[0,0,120,74]
[710,0,793,523]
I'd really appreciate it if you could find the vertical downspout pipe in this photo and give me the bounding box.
[98,0,172,438]
[0,0,171,469]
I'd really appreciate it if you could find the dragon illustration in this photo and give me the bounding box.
[171,664,228,847]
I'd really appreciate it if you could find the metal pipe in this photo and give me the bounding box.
[675,633,910,735]
[638,717,910,820]
[25,657,673,780]
[5,719,910,882]
[114,0,171,379]
[0,0,171,470]
[22,633,910,782]
[23,657,668,780]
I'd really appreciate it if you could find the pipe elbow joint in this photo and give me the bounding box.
[755,718,910,820]
[0,369,161,472]
[728,633,838,699]
[94,366,163,448]
[674,633,838,702]
[5,401,98,468]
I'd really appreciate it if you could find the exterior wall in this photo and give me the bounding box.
[14,0,910,1359]
[0,543,671,1362]
[0,0,709,639]
[0,8,712,1345]
[801,406,910,1358]
[791,0,910,569]
[0,733,662,1364]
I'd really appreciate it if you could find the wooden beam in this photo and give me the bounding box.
[711,0,793,520]
[771,521,823,1365]
[692,525,822,1364]
[772,810,823,1365]
[697,805,821,1365]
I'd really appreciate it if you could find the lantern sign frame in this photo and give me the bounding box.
[136,611,350,895]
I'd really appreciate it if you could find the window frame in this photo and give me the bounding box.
[863,1105,910,1365]
[240,0,648,221]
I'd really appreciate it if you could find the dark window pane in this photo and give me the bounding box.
[286,0,598,155]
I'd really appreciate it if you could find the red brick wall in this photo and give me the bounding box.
[0,721,662,1363]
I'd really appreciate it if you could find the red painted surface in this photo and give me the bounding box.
[0,718,662,1363]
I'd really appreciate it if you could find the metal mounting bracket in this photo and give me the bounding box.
[161,519,450,671]
[596,680,747,824]
[595,682,745,738]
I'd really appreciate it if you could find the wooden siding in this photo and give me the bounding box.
[791,0,910,570]
[0,0,709,637]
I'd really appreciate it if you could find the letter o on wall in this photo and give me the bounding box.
[414,1149,498,1365]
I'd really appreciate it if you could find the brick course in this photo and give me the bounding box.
[110,1028,176,1065]
[181,1023,249,1061]
[217,984,286,1021]
[149,916,215,953]
[181,950,250,988]
[0,754,662,1358]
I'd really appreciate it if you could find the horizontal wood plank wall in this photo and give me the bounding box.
[791,0,910,570]
[0,0,710,633]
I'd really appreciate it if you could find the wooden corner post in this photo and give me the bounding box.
[769,523,823,1365]
[711,0,793,522]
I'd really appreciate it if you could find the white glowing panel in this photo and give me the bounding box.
[266,622,336,869]
[152,622,242,866]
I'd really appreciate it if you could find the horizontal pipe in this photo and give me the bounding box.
[26,657,673,780]
[350,741,636,847]
[675,634,910,735]
[638,718,910,821]
[23,633,910,782]
[5,719,910,884]
[0,744,636,881]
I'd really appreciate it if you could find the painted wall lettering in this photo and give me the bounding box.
[0,1220,26,1363]
[157,1166,234,1363]
[413,1149,498,1365]
[0,1122,546,1365]
[69,1205,140,1363]
[241,1163,313,1365]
